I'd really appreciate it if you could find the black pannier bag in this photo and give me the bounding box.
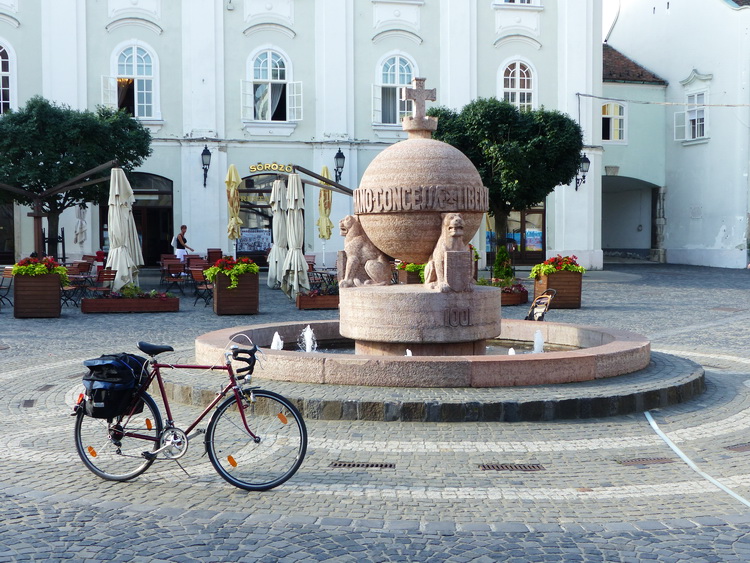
[82,353,148,419]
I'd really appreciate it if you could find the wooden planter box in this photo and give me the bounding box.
[213,273,259,315]
[397,270,422,284]
[501,291,529,306]
[533,271,582,309]
[81,297,179,314]
[296,294,339,310]
[14,273,62,318]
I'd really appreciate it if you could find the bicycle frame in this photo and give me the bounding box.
[123,358,259,443]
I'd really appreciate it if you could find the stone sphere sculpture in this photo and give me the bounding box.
[355,139,487,264]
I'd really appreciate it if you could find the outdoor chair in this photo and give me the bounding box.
[164,262,187,294]
[206,248,222,264]
[190,268,213,307]
[61,267,87,307]
[524,289,556,322]
[0,266,13,306]
[160,258,182,285]
[304,254,316,272]
[87,268,117,298]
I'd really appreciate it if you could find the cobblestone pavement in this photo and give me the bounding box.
[3,263,750,561]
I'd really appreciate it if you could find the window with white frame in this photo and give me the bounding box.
[241,49,302,122]
[674,91,708,141]
[601,102,626,142]
[102,46,155,118]
[0,45,10,114]
[502,62,533,111]
[373,55,413,125]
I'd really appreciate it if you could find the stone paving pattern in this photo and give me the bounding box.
[2,263,750,561]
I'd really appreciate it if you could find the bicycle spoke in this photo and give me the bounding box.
[205,390,307,491]
[74,392,163,482]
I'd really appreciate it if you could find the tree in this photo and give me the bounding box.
[428,98,583,237]
[0,96,152,255]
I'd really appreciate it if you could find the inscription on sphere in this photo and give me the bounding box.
[355,185,488,214]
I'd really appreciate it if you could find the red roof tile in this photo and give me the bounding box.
[603,44,667,85]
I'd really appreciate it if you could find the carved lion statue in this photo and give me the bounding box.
[339,215,392,288]
[423,212,472,292]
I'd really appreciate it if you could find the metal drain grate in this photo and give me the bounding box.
[618,457,674,466]
[21,399,35,408]
[480,463,545,472]
[37,385,54,392]
[329,461,395,469]
[726,443,750,452]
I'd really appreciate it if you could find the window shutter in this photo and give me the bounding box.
[240,80,254,120]
[674,111,686,141]
[287,81,303,121]
[372,84,382,123]
[101,76,118,109]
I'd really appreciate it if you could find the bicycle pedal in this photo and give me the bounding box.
[142,451,157,460]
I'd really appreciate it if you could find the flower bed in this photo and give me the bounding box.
[12,256,68,318]
[80,284,179,314]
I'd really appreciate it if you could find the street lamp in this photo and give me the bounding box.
[201,145,212,187]
[334,148,345,183]
[575,153,591,191]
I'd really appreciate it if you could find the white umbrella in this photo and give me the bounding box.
[226,164,243,240]
[73,204,87,245]
[316,166,334,268]
[105,168,144,291]
[281,173,310,297]
[266,179,288,289]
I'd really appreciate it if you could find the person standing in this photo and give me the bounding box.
[175,224,194,262]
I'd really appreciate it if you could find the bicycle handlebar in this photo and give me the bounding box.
[228,345,258,378]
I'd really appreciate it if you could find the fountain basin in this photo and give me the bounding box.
[195,319,650,388]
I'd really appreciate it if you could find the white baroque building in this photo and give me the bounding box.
[605,0,750,268]
[0,0,604,270]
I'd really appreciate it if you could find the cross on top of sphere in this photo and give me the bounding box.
[401,77,438,137]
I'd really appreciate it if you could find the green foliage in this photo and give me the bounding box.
[493,245,514,280]
[12,256,69,285]
[428,98,583,219]
[0,97,152,212]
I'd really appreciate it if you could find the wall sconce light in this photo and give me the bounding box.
[575,153,591,191]
[201,145,212,187]
[334,148,345,183]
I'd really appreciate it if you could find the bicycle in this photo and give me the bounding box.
[72,341,307,491]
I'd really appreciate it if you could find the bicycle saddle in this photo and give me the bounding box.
[137,342,175,356]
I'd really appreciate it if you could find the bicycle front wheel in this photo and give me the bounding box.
[74,391,163,481]
[206,389,307,491]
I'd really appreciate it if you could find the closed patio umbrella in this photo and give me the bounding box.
[266,179,288,289]
[226,164,243,240]
[73,204,87,245]
[281,173,310,297]
[316,166,334,268]
[105,168,144,290]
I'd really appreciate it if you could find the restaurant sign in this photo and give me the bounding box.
[248,162,294,173]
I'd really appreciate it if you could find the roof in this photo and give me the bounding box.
[602,44,667,85]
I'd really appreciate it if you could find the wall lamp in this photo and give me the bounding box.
[575,153,591,191]
[201,145,212,187]
[334,148,345,183]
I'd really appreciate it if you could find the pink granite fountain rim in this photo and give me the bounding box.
[195,319,650,388]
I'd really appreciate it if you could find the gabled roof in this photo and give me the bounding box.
[603,44,667,85]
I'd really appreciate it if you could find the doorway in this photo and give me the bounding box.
[507,206,545,266]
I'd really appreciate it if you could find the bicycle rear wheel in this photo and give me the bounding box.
[74,391,163,481]
[205,389,307,491]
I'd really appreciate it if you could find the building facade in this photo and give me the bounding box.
[0,0,604,270]
[606,0,750,268]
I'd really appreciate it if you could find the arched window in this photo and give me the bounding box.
[241,49,302,122]
[102,44,159,119]
[502,62,533,111]
[373,54,414,125]
[601,102,626,142]
[0,45,11,114]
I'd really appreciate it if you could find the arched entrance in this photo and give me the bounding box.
[99,172,173,267]
[602,175,659,260]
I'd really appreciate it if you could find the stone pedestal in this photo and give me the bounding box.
[339,285,502,356]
